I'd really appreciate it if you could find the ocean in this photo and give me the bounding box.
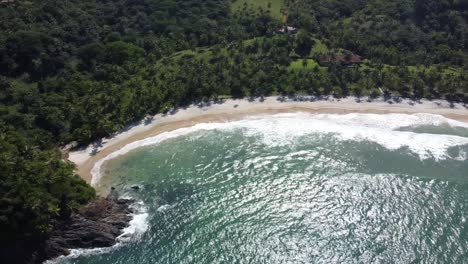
[56,113,468,263]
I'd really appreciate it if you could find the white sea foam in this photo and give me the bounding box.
[117,200,149,241]
[237,113,468,160]
[455,149,468,161]
[91,113,468,187]
[46,200,148,263]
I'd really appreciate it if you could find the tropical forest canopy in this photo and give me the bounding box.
[0,0,467,260]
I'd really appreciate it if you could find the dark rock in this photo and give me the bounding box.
[130,185,140,190]
[41,197,135,262]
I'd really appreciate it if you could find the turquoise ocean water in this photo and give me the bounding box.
[57,113,468,264]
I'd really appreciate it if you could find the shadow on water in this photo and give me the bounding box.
[397,124,468,138]
[346,141,468,185]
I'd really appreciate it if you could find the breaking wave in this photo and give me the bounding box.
[46,200,148,263]
[91,113,468,187]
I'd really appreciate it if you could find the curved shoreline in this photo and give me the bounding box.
[68,96,468,189]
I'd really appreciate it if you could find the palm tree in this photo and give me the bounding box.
[363,67,372,91]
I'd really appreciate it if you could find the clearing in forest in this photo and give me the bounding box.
[231,0,284,20]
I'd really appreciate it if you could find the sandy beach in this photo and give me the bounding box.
[68,96,468,186]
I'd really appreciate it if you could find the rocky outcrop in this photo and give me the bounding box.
[42,197,135,261]
[0,196,136,264]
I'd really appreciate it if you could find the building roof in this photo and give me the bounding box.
[275,26,299,34]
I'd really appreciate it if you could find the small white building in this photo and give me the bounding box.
[276,26,298,34]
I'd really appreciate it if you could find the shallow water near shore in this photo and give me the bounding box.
[60,113,468,263]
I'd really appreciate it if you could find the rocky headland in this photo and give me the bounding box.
[1,195,134,264]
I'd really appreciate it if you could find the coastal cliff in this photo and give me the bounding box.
[1,196,134,264]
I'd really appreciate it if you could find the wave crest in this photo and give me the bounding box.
[91,113,468,187]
